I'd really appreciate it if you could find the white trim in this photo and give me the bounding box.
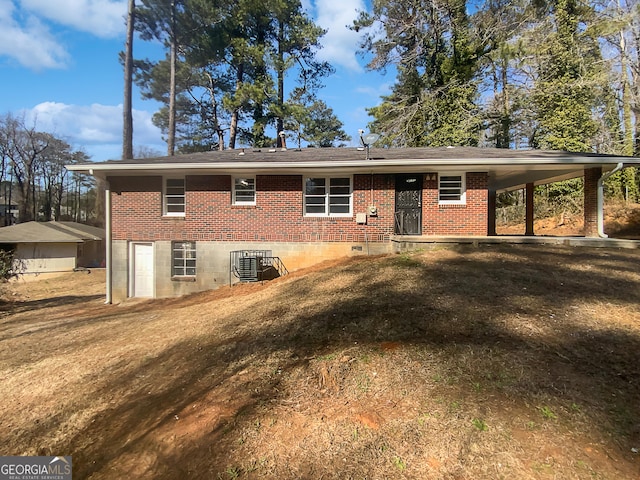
[67,155,637,174]
[303,176,353,217]
[232,176,256,205]
[438,172,466,205]
[129,242,155,298]
[171,240,197,277]
[163,176,186,217]
[105,183,112,304]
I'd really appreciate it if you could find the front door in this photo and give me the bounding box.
[131,242,154,298]
[395,174,423,235]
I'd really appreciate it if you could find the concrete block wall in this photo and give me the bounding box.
[110,239,392,302]
[111,240,129,301]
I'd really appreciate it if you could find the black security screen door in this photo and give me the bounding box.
[395,174,423,235]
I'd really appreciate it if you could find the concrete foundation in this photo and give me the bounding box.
[111,240,392,302]
[391,235,640,252]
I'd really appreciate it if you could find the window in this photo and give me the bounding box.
[172,241,196,277]
[233,177,256,205]
[438,173,466,204]
[304,177,352,216]
[164,177,185,216]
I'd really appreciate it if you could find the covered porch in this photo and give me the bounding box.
[486,164,628,239]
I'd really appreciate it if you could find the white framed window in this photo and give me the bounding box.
[172,241,196,277]
[438,173,466,205]
[233,177,256,205]
[304,176,352,217]
[164,177,185,216]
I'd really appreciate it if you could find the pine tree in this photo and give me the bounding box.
[529,0,599,152]
[353,0,483,146]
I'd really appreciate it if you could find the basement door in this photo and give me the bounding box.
[395,174,423,235]
[130,242,154,298]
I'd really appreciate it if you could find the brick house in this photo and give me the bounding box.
[68,147,637,302]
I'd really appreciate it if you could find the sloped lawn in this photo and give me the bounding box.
[1,244,639,479]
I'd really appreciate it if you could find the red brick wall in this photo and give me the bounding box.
[423,172,489,236]
[108,172,488,241]
[583,167,601,237]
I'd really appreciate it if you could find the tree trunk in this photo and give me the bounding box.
[167,0,177,156]
[15,177,30,223]
[31,168,37,221]
[204,71,224,150]
[633,17,640,156]
[276,20,285,148]
[41,174,53,221]
[94,179,105,228]
[54,184,63,220]
[499,56,511,149]
[229,111,238,150]
[122,0,135,160]
[228,64,244,150]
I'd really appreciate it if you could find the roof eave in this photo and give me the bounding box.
[66,156,634,177]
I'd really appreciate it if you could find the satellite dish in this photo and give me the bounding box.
[361,133,380,146]
[359,132,380,160]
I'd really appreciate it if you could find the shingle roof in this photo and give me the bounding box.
[66,146,639,192]
[0,221,104,244]
[78,146,634,166]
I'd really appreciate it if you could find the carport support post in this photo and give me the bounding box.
[525,183,535,236]
[584,167,601,238]
[488,189,497,236]
[105,182,112,304]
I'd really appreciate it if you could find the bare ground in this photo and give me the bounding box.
[498,201,640,238]
[1,245,640,479]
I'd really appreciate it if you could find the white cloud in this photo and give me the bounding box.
[20,0,127,38]
[313,0,365,72]
[0,0,126,70]
[0,0,69,69]
[22,101,163,160]
[355,81,392,98]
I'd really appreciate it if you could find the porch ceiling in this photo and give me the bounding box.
[488,165,617,193]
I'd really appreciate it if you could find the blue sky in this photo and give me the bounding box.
[0,0,394,161]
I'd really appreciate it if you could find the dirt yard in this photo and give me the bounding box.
[498,201,640,238]
[1,244,640,479]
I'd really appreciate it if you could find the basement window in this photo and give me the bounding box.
[172,241,196,277]
[438,173,466,205]
[304,177,352,217]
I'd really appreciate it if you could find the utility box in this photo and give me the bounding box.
[356,213,367,224]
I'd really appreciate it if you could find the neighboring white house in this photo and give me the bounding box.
[0,221,105,274]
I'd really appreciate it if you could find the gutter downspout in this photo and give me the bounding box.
[104,181,112,304]
[597,162,624,238]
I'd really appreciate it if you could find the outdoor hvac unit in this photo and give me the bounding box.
[230,250,289,284]
[237,255,260,282]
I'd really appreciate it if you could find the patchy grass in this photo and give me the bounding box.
[1,245,640,479]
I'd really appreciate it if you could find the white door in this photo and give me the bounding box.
[131,242,154,297]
